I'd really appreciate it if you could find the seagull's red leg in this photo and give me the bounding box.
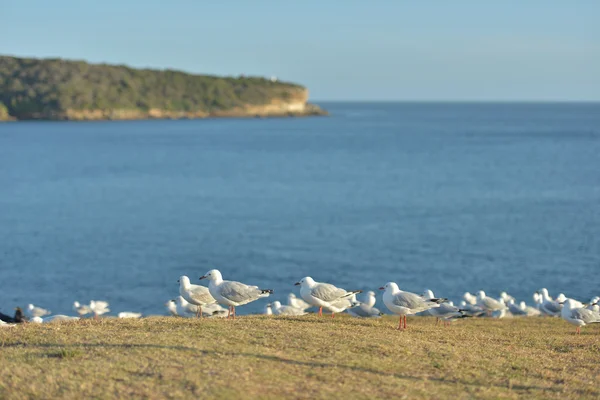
[318,307,323,317]
[331,313,335,318]
[404,315,407,329]
[397,316,402,330]
[199,306,203,319]
[227,306,231,319]
[232,307,236,320]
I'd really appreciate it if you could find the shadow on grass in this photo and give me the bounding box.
[2,341,582,395]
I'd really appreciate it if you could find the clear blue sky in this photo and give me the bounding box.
[2,0,598,101]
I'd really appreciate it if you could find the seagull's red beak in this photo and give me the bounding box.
[199,275,207,280]
[378,287,385,290]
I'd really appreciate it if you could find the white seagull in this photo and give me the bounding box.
[41,315,80,323]
[294,277,362,318]
[476,291,507,315]
[200,269,273,319]
[165,300,178,316]
[90,300,110,319]
[271,301,307,316]
[118,312,142,319]
[561,298,600,334]
[347,293,383,318]
[363,291,377,308]
[287,293,311,311]
[178,275,217,318]
[423,290,467,326]
[26,304,51,318]
[73,301,93,317]
[380,282,446,330]
[537,289,562,316]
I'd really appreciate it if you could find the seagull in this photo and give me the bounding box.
[90,300,110,319]
[271,301,307,316]
[264,304,273,315]
[287,293,311,311]
[537,289,562,317]
[458,301,485,317]
[506,299,528,317]
[423,290,467,325]
[587,297,599,313]
[499,292,516,303]
[519,301,541,317]
[178,275,216,318]
[175,296,199,318]
[347,294,383,318]
[165,300,178,316]
[26,304,51,318]
[463,292,478,305]
[118,312,142,319]
[202,303,228,318]
[295,277,362,318]
[363,291,377,308]
[476,291,507,315]
[41,315,80,323]
[73,301,93,317]
[560,298,600,334]
[200,269,273,319]
[380,282,446,330]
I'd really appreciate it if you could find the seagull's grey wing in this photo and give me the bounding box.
[572,308,600,324]
[543,301,561,314]
[311,283,349,302]
[219,281,263,303]
[350,304,381,317]
[189,285,216,304]
[278,306,306,316]
[393,292,427,309]
[508,303,527,316]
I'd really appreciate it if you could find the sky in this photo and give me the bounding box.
[1,1,599,101]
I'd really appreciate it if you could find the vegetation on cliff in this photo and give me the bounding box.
[0,55,324,120]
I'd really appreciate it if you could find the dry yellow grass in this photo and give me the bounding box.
[0,315,599,399]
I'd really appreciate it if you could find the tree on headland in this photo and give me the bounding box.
[0,55,323,120]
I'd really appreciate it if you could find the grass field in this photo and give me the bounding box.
[1,315,599,399]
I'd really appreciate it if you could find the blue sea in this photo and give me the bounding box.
[1,102,599,316]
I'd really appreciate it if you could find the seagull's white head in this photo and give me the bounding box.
[537,288,549,298]
[288,293,297,300]
[423,289,435,299]
[562,299,577,310]
[591,296,599,304]
[507,298,515,305]
[556,293,567,303]
[367,291,375,297]
[379,282,399,293]
[27,304,34,310]
[477,291,486,299]
[200,269,223,283]
[73,301,80,308]
[272,301,282,309]
[294,277,316,288]
[178,275,191,289]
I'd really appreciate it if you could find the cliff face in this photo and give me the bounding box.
[0,56,327,121]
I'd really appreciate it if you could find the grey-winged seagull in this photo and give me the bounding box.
[200,269,272,319]
[294,277,362,318]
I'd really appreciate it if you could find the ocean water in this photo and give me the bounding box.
[1,102,599,316]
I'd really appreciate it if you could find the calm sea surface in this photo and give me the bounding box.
[1,103,599,316]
